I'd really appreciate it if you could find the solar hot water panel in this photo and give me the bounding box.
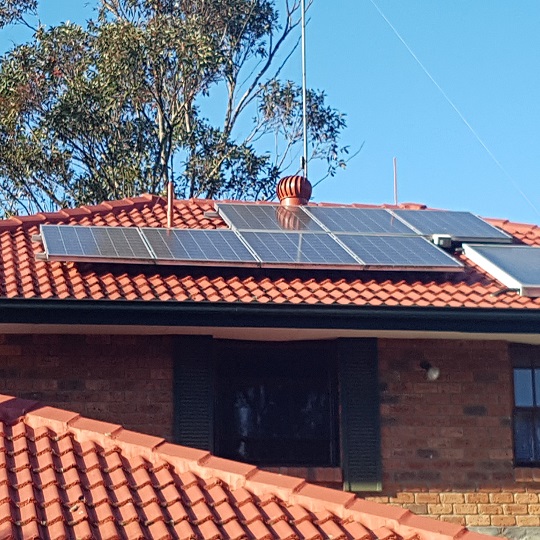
[463,244,540,297]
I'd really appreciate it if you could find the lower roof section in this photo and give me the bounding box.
[0,394,492,540]
[0,298,539,341]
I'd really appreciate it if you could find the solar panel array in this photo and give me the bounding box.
[216,203,496,271]
[217,203,512,242]
[40,203,515,273]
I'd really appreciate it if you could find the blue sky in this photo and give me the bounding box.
[2,1,540,224]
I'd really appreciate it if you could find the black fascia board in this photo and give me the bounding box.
[0,297,539,335]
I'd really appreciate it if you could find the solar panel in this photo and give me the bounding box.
[392,210,512,243]
[304,207,415,234]
[240,232,361,267]
[217,203,322,231]
[463,244,540,297]
[40,225,153,262]
[38,221,467,273]
[336,235,463,271]
[142,229,258,264]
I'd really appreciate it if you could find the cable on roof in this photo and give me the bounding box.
[491,287,519,297]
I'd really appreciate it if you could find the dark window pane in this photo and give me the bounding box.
[514,369,534,406]
[515,411,535,463]
[535,414,540,463]
[216,342,338,466]
[535,370,540,406]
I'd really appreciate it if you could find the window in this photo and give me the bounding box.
[514,365,540,465]
[174,335,381,491]
[215,341,339,466]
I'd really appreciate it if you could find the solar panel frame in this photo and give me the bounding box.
[391,210,512,243]
[304,207,417,235]
[240,231,364,269]
[336,234,464,271]
[463,244,540,297]
[141,228,260,266]
[40,225,154,263]
[217,203,323,232]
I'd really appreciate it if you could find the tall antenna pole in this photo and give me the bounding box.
[393,157,398,205]
[301,0,308,179]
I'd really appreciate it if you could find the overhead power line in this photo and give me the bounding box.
[369,0,540,219]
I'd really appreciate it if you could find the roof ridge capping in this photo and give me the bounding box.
[0,194,165,231]
[0,394,496,540]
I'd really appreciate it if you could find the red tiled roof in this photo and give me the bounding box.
[1,194,539,308]
[0,394,493,540]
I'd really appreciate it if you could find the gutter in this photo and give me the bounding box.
[0,298,539,335]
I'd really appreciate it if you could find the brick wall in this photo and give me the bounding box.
[368,490,540,529]
[373,338,540,527]
[0,333,174,438]
[1,332,538,526]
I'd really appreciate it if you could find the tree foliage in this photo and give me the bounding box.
[0,0,348,215]
[0,0,36,29]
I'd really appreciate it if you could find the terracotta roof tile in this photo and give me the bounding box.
[0,195,539,309]
[293,519,323,540]
[0,394,496,540]
[221,519,247,539]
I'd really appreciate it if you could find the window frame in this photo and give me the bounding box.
[512,344,540,467]
[173,335,381,491]
[213,339,340,468]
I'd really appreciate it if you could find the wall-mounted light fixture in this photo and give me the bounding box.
[420,361,440,381]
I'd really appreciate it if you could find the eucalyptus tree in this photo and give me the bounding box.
[0,0,347,215]
[0,0,36,29]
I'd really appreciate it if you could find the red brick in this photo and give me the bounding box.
[453,504,478,515]
[465,493,489,504]
[427,504,452,515]
[489,449,512,460]
[403,504,427,514]
[503,504,528,515]
[515,468,534,482]
[0,334,174,439]
[491,516,516,527]
[440,493,464,504]
[414,494,439,504]
[528,505,540,515]
[490,493,514,504]
[516,516,540,527]
[515,492,538,504]
[465,515,491,527]
[478,504,503,515]
[0,345,22,356]
[439,515,466,526]
[388,493,415,504]
[364,496,389,504]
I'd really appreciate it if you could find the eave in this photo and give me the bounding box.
[0,298,538,340]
